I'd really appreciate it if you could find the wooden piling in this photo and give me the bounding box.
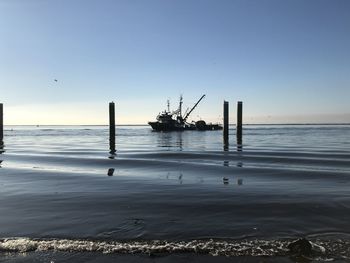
[223,101,229,148]
[109,102,116,154]
[237,101,243,141]
[0,103,3,145]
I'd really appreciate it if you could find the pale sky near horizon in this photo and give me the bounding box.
[0,0,349,125]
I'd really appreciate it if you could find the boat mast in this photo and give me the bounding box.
[183,94,206,122]
[179,95,183,117]
[167,99,170,113]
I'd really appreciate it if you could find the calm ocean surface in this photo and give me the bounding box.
[0,124,350,262]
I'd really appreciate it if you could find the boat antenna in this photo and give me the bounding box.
[183,94,206,122]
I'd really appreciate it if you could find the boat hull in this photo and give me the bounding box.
[148,121,185,131]
[195,120,223,131]
[196,124,223,131]
[148,121,221,131]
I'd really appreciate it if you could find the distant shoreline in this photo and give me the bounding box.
[3,123,350,127]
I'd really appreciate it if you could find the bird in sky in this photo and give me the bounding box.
[54,79,58,82]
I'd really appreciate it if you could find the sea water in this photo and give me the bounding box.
[0,125,349,262]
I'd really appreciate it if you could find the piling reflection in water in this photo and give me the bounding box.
[108,153,116,160]
[236,134,243,166]
[236,161,243,168]
[223,140,229,151]
[164,171,184,184]
[107,168,115,176]
[178,173,183,184]
[237,134,243,152]
[0,144,3,168]
[223,160,229,167]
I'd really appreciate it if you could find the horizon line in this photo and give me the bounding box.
[3,123,350,126]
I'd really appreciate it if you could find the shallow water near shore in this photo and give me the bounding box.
[0,124,350,262]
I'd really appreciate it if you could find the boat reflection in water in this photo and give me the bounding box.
[148,95,222,131]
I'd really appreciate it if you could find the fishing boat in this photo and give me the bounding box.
[148,95,222,131]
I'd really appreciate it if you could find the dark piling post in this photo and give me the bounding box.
[236,101,243,147]
[109,102,116,154]
[0,103,3,146]
[223,101,229,150]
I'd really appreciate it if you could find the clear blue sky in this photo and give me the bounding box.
[1,0,349,124]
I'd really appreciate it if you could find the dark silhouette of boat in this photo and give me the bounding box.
[148,95,222,131]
